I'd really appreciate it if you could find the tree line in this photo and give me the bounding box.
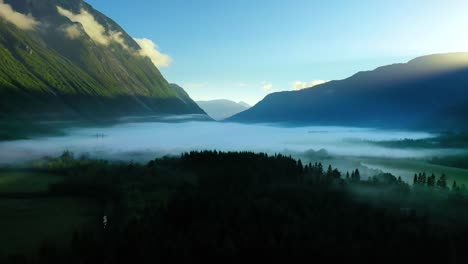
[4,150,468,263]
[413,172,466,191]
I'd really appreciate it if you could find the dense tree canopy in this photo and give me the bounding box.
[4,151,468,263]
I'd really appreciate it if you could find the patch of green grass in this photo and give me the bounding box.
[361,157,468,186]
[0,197,100,256]
[0,171,100,256]
[0,171,62,193]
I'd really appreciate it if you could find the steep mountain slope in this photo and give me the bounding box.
[196,99,250,120]
[169,84,206,112]
[229,53,468,130]
[0,0,205,120]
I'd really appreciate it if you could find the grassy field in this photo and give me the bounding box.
[0,171,100,257]
[0,171,62,194]
[361,157,468,186]
[0,198,99,256]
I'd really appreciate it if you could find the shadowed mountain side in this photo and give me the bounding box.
[169,84,208,114]
[228,53,468,130]
[0,90,208,121]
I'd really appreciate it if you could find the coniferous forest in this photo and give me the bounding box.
[3,151,468,263]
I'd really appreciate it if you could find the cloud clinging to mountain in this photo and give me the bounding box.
[57,6,171,68]
[293,80,329,90]
[134,38,172,67]
[61,24,82,39]
[0,0,39,30]
[57,6,128,49]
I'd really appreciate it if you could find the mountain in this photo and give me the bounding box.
[196,99,250,120]
[229,53,468,130]
[0,0,206,121]
[169,83,208,114]
[238,101,251,108]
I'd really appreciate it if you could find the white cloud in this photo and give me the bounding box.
[134,38,172,67]
[293,80,329,90]
[262,83,273,92]
[110,31,130,50]
[57,6,108,45]
[57,6,171,68]
[0,0,39,30]
[57,6,128,49]
[61,24,82,39]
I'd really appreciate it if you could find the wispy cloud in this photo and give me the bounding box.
[133,38,172,67]
[262,82,273,92]
[110,31,130,49]
[61,24,82,39]
[0,0,39,30]
[57,6,171,68]
[293,80,329,90]
[57,6,128,49]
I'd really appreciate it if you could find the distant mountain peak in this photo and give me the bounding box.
[238,101,251,108]
[196,99,251,120]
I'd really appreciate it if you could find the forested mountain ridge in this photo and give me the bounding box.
[0,0,206,120]
[229,53,468,130]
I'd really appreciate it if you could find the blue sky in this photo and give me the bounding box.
[87,0,468,105]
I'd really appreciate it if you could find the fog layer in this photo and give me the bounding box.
[0,121,460,165]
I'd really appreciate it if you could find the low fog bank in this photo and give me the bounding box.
[0,121,461,171]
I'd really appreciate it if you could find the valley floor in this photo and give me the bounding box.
[1,121,468,261]
[0,170,101,257]
[361,157,468,186]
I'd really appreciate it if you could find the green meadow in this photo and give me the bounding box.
[0,171,62,193]
[0,171,100,256]
[361,157,468,186]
